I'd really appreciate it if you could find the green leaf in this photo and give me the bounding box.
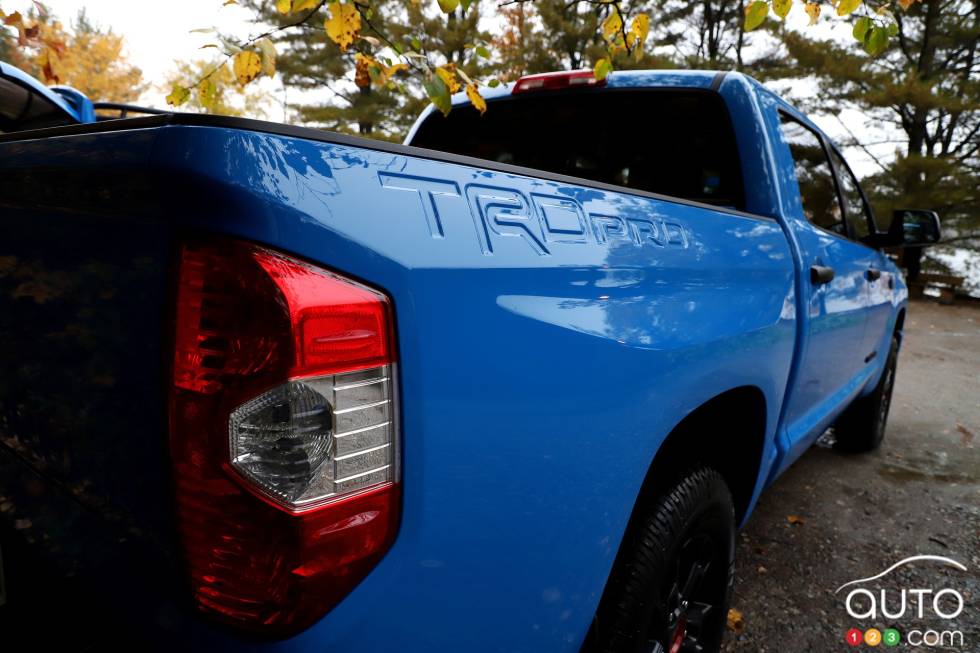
[437,0,460,13]
[852,16,871,41]
[487,78,500,88]
[773,0,792,19]
[864,25,889,54]
[460,0,473,11]
[837,0,861,16]
[593,57,613,80]
[475,45,490,58]
[424,74,452,115]
[744,1,769,31]
[886,21,899,36]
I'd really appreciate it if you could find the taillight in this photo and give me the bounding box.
[511,70,606,94]
[169,238,399,634]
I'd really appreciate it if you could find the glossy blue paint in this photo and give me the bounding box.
[0,65,908,651]
[145,124,795,651]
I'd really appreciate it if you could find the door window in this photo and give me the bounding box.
[778,115,844,235]
[828,147,875,242]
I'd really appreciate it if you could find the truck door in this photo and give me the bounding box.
[777,113,873,458]
[826,145,894,363]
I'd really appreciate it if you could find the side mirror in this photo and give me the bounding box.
[884,209,941,248]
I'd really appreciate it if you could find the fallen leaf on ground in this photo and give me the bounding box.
[757,565,768,574]
[727,608,745,633]
[956,422,974,446]
[787,515,805,525]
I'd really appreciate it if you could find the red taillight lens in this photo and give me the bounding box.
[511,70,606,94]
[170,238,399,633]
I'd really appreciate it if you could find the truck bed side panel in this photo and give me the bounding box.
[148,125,797,651]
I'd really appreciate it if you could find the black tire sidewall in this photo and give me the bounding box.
[594,468,736,653]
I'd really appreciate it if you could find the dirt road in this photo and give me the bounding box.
[722,300,980,652]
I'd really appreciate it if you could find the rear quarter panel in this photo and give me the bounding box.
[146,124,798,651]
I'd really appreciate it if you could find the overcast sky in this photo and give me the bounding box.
[6,0,893,176]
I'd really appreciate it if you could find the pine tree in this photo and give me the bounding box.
[777,0,979,251]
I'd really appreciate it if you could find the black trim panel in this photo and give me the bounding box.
[0,112,777,223]
[710,71,729,91]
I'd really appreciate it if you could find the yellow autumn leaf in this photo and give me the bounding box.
[384,63,409,79]
[435,64,462,94]
[354,53,373,88]
[325,1,360,52]
[773,0,792,18]
[594,57,613,80]
[166,84,191,106]
[465,83,486,115]
[804,2,821,23]
[198,78,218,110]
[601,11,622,42]
[275,0,292,14]
[727,608,746,634]
[232,50,262,85]
[293,0,321,10]
[626,13,650,49]
[897,0,917,8]
[787,514,805,525]
[837,0,861,16]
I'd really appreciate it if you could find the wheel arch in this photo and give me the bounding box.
[639,385,768,524]
[894,306,906,346]
[582,386,768,652]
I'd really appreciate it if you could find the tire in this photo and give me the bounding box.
[833,336,899,453]
[589,467,736,653]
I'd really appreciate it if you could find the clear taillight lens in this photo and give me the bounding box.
[229,365,394,509]
[170,238,399,634]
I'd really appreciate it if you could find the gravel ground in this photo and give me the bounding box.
[722,299,980,652]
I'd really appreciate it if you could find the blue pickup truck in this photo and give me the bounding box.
[0,63,941,652]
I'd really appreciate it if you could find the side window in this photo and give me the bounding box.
[828,147,875,241]
[778,115,844,235]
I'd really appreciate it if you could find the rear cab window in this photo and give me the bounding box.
[409,89,746,211]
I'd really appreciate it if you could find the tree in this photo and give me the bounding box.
[496,0,704,81]
[37,10,144,103]
[1,0,933,120]
[1,8,143,103]
[653,0,749,68]
[166,58,274,117]
[777,0,979,255]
